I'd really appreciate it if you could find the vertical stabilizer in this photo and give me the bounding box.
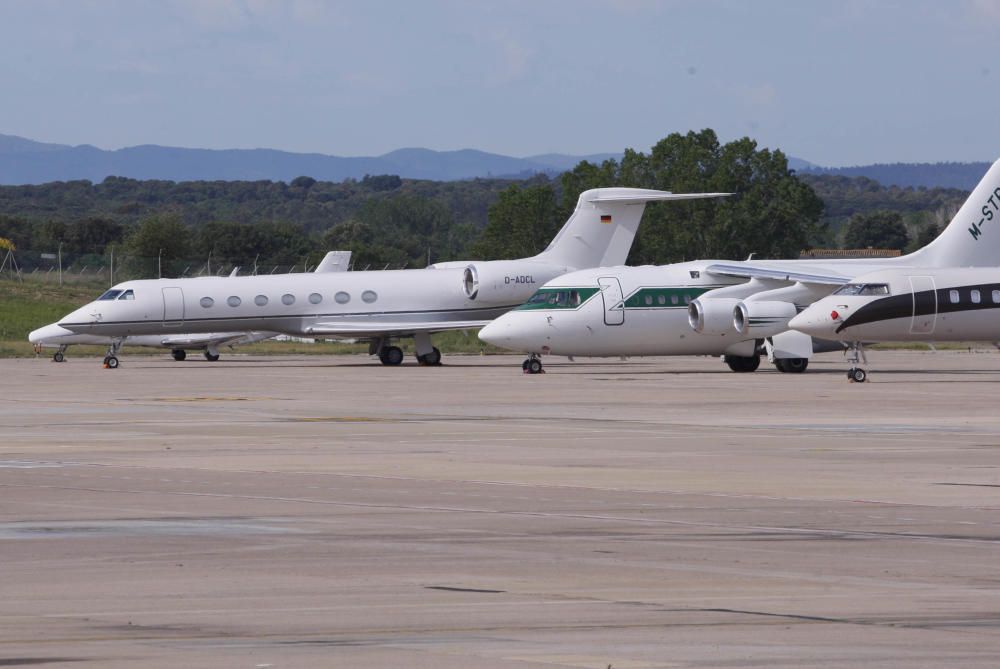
[533,188,728,269]
[904,158,1000,266]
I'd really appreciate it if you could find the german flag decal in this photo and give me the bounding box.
[600,215,612,224]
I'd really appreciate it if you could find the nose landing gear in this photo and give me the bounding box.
[846,342,868,383]
[103,338,124,369]
[522,353,544,374]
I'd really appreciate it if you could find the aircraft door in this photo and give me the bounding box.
[162,287,185,327]
[598,277,625,326]
[909,275,936,335]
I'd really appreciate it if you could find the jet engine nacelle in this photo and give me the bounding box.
[688,298,741,335]
[733,300,798,337]
[461,260,568,305]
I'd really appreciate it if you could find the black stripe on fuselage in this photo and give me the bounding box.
[836,283,1000,334]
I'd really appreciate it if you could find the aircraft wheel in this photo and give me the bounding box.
[849,368,867,383]
[776,358,808,373]
[418,347,442,366]
[724,354,760,373]
[380,345,404,366]
[172,349,186,362]
[53,351,65,363]
[204,351,220,362]
[522,359,530,371]
[526,358,543,374]
[105,356,119,369]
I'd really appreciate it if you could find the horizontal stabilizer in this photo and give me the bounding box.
[587,191,730,203]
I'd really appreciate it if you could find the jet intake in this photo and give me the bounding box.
[688,298,741,335]
[733,300,798,337]
[461,260,568,305]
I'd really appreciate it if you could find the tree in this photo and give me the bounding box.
[468,184,560,260]
[124,214,192,276]
[557,129,825,264]
[842,211,910,249]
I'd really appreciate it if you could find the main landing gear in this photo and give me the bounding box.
[416,347,442,366]
[378,345,404,366]
[103,338,124,369]
[522,353,544,374]
[774,357,809,373]
[724,354,760,373]
[171,349,186,361]
[845,341,868,383]
[203,347,220,362]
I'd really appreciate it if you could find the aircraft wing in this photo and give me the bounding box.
[305,320,492,337]
[158,331,277,348]
[704,263,852,286]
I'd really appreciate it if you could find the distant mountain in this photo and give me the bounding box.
[0,133,621,185]
[798,161,990,190]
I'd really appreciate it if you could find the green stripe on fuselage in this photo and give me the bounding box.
[621,286,712,309]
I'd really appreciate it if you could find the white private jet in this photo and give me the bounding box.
[479,158,1000,374]
[29,323,275,365]
[56,188,727,368]
[790,267,1000,382]
[34,251,351,367]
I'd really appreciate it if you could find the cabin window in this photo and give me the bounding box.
[362,290,378,303]
[657,295,666,305]
[117,289,135,300]
[993,290,1000,304]
[644,295,653,306]
[949,289,960,304]
[200,297,214,308]
[281,294,295,305]
[683,294,692,304]
[335,291,350,304]
[98,289,122,301]
[308,293,323,305]
[671,295,679,305]
[971,289,981,304]
[254,295,268,306]
[227,296,242,307]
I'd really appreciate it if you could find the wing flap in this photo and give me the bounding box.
[306,320,492,337]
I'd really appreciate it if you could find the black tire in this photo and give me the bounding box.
[106,356,119,369]
[172,349,186,361]
[423,347,442,366]
[851,368,867,383]
[380,345,404,366]
[725,354,760,373]
[522,359,530,371]
[776,358,808,373]
[204,351,220,362]
[527,359,543,374]
[53,351,65,363]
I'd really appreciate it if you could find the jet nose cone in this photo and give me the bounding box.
[788,308,830,337]
[478,318,509,347]
[28,323,72,344]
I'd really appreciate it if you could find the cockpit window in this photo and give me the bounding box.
[98,289,123,301]
[117,289,135,300]
[517,287,600,310]
[833,283,890,296]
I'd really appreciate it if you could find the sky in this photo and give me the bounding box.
[1,0,998,166]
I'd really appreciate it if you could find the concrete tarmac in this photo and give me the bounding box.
[3,350,1000,668]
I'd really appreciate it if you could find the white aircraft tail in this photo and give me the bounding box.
[533,188,729,269]
[904,158,1000,266]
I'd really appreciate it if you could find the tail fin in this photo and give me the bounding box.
[533,188,729,269]
[904,158,1000,266]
